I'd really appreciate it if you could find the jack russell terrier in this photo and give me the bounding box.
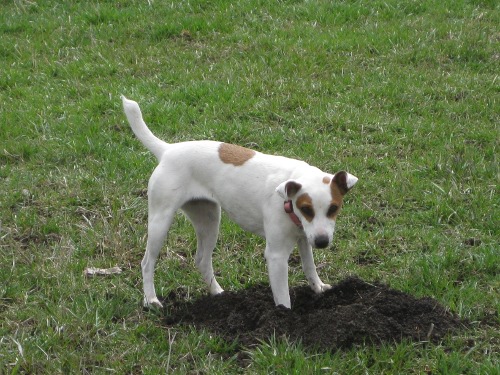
[121,96,358,309]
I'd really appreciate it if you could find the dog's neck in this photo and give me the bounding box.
[283,200,303,228]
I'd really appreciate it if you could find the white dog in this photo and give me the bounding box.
[122,96,358,308]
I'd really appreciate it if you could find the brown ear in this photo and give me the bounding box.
[332,171,358,195]
[276,180,302,199]
[285,181,302,197]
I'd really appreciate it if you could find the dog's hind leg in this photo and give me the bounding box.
[298,237,331,294]
[142,209,176,308]
[182,199,224,295]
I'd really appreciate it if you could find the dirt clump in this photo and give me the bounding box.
[163,276,466,352]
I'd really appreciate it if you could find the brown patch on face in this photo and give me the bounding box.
[218,143,256,166]
[328,182,344,220]
[296,193,314,222]
[322,176,331,184]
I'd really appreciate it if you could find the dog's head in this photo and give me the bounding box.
[276,171,358,248]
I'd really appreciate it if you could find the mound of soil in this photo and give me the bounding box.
[163,277,466,352]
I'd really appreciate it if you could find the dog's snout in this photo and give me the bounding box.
[314,235,329,249]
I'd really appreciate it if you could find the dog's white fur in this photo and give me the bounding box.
[121,96,358,308]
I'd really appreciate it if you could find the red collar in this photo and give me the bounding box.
[284,200,303,228]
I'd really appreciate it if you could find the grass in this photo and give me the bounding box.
[0,0,498,373]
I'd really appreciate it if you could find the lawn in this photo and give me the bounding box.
[0,0,498,373]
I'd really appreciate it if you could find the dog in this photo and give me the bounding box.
[121,96,358,309]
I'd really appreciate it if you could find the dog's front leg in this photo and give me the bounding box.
[264,237,295,308]
[298,237,331,294]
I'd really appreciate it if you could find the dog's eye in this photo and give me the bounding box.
[327,204,339,217]
[299,206,315,218]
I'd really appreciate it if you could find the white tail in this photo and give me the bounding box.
[121,96,169,160]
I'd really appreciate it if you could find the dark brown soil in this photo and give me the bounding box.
[163,276,466,352]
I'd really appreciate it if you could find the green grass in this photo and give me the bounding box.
[1,0,498,373]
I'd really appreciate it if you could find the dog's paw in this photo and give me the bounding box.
[209,280,224,295]
[144,297,164,309]
[210,286,224,296]
[320,283,332,292]
[311,282,332,294]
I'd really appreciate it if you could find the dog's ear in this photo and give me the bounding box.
[332,171,358,195]
[276,180,302,200]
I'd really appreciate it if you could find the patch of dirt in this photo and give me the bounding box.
[163,276,466,352]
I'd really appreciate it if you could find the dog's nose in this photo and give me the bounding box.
[314,235,329,249]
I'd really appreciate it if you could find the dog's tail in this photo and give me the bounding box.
[121,96,169,160]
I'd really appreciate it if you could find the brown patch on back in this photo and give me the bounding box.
[322,176,331,184]
[296,193,314,222]
[218,143,256,166]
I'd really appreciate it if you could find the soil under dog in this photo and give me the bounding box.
[163,276,466,352]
